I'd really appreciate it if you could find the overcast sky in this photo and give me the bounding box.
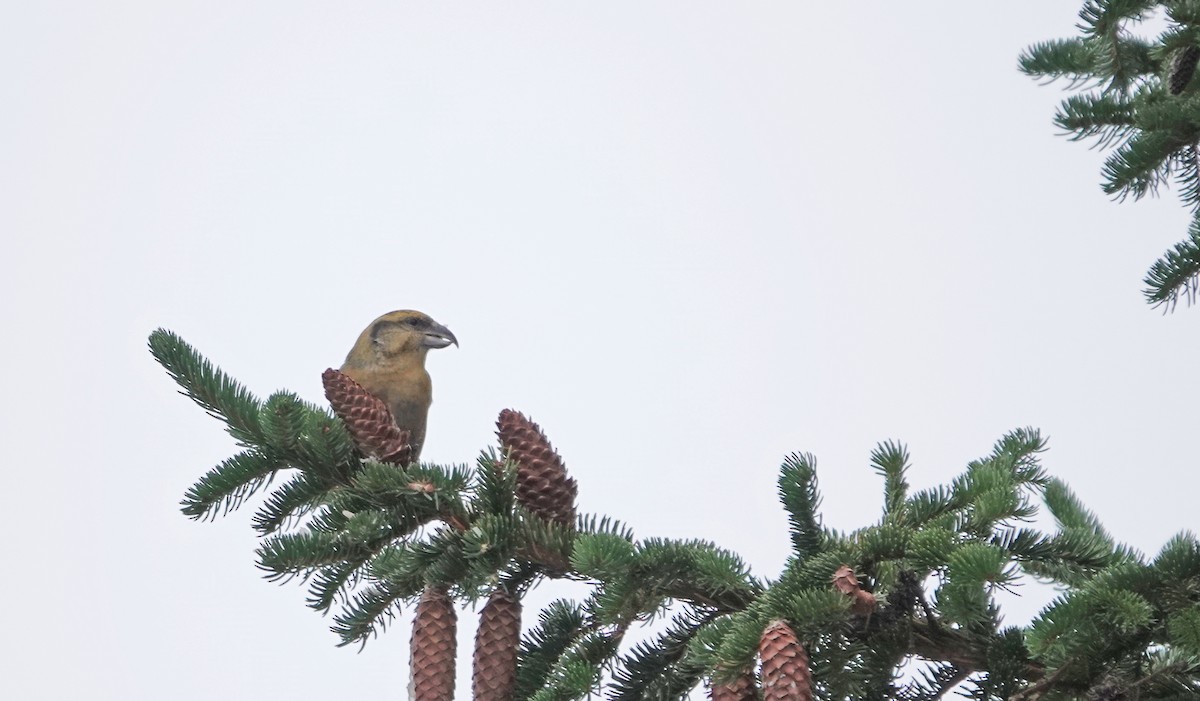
[4,3,1198,699]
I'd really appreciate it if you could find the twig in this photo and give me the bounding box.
[1010,658,1077,701]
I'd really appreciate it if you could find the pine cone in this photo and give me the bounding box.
[759,619,812,701]
[410,585,457,701]
[877,569,920,626]
[831,564,878,615]
[1170,45,1200,95]
[709,670,758,701]
[472,589,522,701]
[497,409,577,528]
[322,368,412,464]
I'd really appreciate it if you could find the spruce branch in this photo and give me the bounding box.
[1023,6,1200,308]
[897,662,969,701]
[1102,129,1190,201]
[155,334,1200,698]
[251,470,331,535]
[148,329,265,446]
[1175,143,1200,209]
[332,535,460,646]
[1009,657,1082,701]
[1078,0,1158,42]
[779,452,825,560]
[527,629,622,701]
[1076,2,1160,92]
[1151,531,1200,582]
[1145,210,1200,308]
[632,538,763,612]
[257,509,422,613]
[471,448,517,517]
[710,608,773,680]
[609,606,718,701]
[1019,38,1104,86]
[344,460,471,529]
[871,440,911,521]
[256,529,362,582]
[180,449,283,520]
[1167,1,1200,25]
[307,558,366,613]
[576,512,635,541]
[1054,91,1136,146]
[1134,646,1200,696]
[512,506,576,573]
[514,599,587,701]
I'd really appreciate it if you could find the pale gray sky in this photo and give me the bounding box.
[3,3,1197,699]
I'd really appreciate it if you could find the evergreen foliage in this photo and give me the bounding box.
[1021,1,1200,309]
[150,328,1200,699]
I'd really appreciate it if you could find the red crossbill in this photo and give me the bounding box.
[339,310,457,461]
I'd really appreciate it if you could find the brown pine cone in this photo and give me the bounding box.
[496,409,577,528]
[758,619,812,701]
[472,589,522,701]
[831,564,878,615]
[322,368,412,464]
[1170,45,1200,95]
[709,669,758,701]
[410,585,457,701]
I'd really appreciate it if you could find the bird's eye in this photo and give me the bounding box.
[406,318,423,327]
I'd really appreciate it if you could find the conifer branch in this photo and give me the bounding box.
[514,600,587,701]
[153,332,1200,699]
[1145,211,1200,308]
[180,449,283,520]
[779,453,824,559]
[1018,38,1103,86]
[871,441,910,521]
[610,606,718,701]
[148,329,265,445]
[1023,3,1200,309]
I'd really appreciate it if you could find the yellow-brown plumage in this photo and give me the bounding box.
[339,310,457,462]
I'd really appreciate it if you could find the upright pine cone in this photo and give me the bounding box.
[497,409,577,528]
[758,619,812,701]
[322,368,412,464]
[709,670,758,701]
[472,588,522,701]
[410,585,457,701]
[1170,45,1200,95]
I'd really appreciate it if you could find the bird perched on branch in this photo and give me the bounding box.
[339,310,458,461]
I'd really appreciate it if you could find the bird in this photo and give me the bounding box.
[339,310,457,462]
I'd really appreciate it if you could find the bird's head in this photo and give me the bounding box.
[346,310,458,366]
